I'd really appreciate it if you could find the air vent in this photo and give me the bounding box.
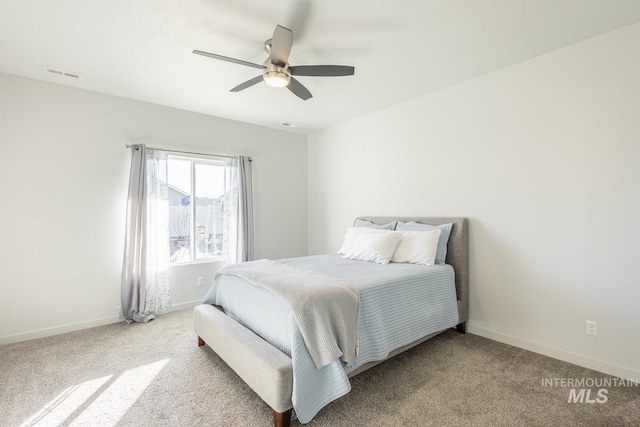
[44,67,81,79]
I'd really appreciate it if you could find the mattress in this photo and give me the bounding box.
[202,253,459,422]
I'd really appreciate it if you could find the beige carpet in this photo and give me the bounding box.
[1,309,638,427]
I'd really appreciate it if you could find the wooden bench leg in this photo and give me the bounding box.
[273,409,292,427]
[198,336,205,347]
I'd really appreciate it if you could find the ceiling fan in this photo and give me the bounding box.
[193,25,355,100]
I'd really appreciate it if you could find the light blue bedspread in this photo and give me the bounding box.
[202,254,458,423]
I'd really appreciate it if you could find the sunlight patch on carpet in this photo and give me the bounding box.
[19,359,170,427]
[19,375,112,427]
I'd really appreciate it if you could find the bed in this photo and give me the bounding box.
[194,216,468,427]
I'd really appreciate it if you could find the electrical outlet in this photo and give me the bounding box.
[197,277,204,288]
[586,320,598,336]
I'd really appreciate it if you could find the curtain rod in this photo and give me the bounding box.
[124,144,253,161]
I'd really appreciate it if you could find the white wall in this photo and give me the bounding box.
[0,72,307,343]
[308,23,640,379]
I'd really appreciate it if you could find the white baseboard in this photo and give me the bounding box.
[467,323,640,381]
[0,300,202,346]
[0,315,121,346]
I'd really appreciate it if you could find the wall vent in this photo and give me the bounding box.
[44,67,81,79]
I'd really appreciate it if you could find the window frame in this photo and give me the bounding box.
[168,153,226,265]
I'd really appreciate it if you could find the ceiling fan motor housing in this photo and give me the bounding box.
[262,59,291,87]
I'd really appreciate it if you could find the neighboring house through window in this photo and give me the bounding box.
[168,155,226,264]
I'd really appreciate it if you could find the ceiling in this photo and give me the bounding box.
[2,1,640,134]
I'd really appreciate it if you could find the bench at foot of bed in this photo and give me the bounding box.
[194,304,294,427]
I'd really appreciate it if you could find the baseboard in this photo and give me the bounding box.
[0,300,202,346]
[467,323,640,381]
[0,315,122,346]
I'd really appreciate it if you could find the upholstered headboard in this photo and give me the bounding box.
[354,216,469,325]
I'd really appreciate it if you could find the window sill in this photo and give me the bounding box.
[169,257,223,267]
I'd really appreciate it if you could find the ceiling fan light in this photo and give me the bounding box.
[263,71,290,87]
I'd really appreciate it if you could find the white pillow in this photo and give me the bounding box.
[391,229,442,265]
[338,227,387,254]
[342,231,403,264]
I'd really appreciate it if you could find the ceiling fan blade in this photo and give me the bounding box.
[193,50,264,70]
[270,25,293,66]
[289,65,355,77]
[230,75,264,92]
[287,77,312,100]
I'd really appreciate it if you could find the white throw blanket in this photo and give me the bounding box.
[215,260,360,369]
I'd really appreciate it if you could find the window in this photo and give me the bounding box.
[167,155,226,264]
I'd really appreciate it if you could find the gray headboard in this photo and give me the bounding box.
[354,216,469,324]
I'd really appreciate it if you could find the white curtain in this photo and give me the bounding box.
[121,145,171,323]
[144,149,171,313]
[222,155,254,264]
